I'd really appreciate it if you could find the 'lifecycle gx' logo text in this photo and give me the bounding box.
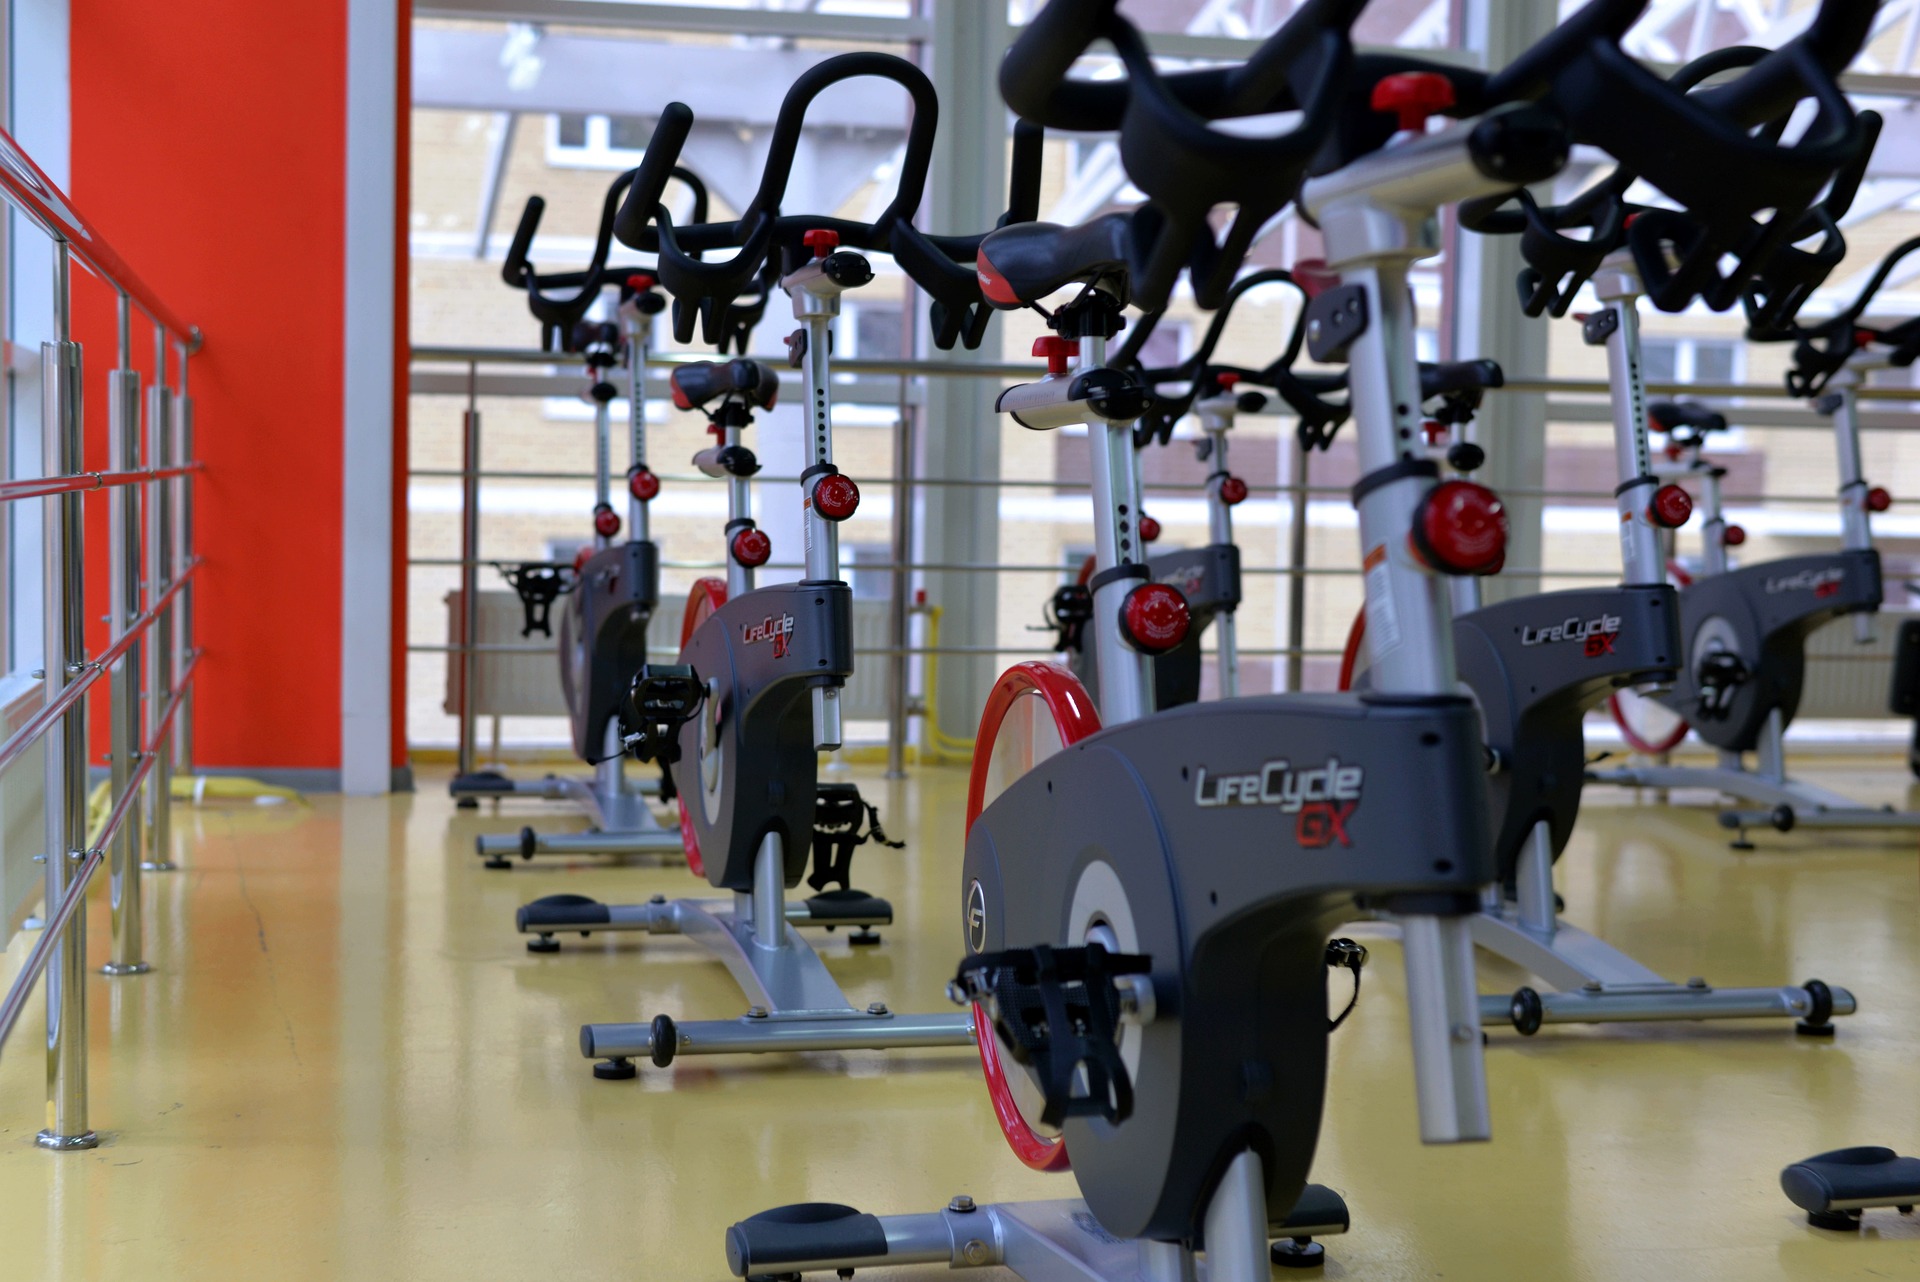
[1521,613,1621,658]
[742,612,795,659]
[1193,757,1362,848]
[1765,566,1845,599]
[1158,562,1208,599]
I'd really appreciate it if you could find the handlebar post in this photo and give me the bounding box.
[591,365,615,551]
[1699,463,1730,579]
[623,304,653,545]
[784,244,866,750]
[1399,912,1492,1144]
[1594,255,1665,588]
[1082,331,1154,727]
[1823,360,1879,646]
[1197,396,1240,700]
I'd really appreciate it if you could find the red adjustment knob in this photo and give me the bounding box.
[1648,484,1693,529]
[573,546,593,572]
[1664,442,1683,461]
[626,273,657,293]
[731,528,772,568]
[1856,329,1878,349]
[1723,523,1747,547]
[593,504,621,538]
[1219,475,1248,506]
[1411,480,1508,576]
[1118,582,1190,655]
[1034,335,1079,376]
[1292,259,1340,299]
[1868,486,1893,513]
[1422,418,1447,445]
[629,467,660,502]
[1216,372,1241,390]
[1371,72,1456,133]
[814,473,860,521]
[803,228,840,259]
[1138,514,1161,544]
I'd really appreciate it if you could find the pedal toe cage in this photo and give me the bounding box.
[623,664,706,765]
[953,943,1152,1129]
[807,782,904,894]
[494,561,578,637]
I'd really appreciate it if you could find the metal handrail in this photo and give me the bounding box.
[0,463,203,504]
[0,127,198,344]
[0,654,199,1059]
[0,560,199,781]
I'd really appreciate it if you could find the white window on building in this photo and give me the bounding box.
[547,113,654,170]
[1640,336,1743,389]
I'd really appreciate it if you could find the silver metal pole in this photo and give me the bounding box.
[174,349,195,775]
[143,335,177,874]
[40,240,96,1150]
[885,383,914,779]
[1285,440,1309,692]
[105,291,149,977]
[457,365,482,778]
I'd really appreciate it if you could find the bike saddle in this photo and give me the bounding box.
[977,213,1135,309]
[1422,359,1504,399]
[1649,401,1726,437]
[670,359,780,412]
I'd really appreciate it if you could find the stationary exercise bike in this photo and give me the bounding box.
[520,54,1038,1077]
[1343,30,1876,1034]
[1593,231,1920,839]
[453,165,738,865]
[721,1,1684,1274]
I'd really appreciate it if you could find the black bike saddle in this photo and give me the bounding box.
[978,213,1135,309]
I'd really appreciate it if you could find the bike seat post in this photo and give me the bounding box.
[1196,385,1241,699]
[1824,353,1879,643]
[621,283,655,545]
[1593,253,1666,588]
[784,229,868,750]
[1080,326,1155,726]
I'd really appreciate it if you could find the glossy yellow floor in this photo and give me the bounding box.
[2,760,1918,1281]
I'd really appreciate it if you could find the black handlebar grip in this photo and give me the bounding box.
[1822,110,1881,225]
[503,195,544,288]
[1005,119,1044,227]
[1485,0,1648,103]
[615,102,695,248]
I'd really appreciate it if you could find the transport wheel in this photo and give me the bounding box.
[1795,979,1837,1038]
[676,578,729,879]
[1510,987,1545,1036]
[966,662,1101,1173]
[1609,687,1689,756]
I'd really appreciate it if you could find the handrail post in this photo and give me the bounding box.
[885,377,914,780]
[143,327,177,873]
[456,362,482,782]
[175,344,195,774]
[39,241,97,1150]
[105,292,149,976]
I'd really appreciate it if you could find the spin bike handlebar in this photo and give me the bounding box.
[613,54,940,344]
[1127,269,1310,447]
[999,0,1366,309]
[503,166,709,348]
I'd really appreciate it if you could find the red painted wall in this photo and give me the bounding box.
[69,2,408,775]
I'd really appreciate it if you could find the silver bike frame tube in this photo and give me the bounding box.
[625,307,652,543]
[1201,403,1239,700]
[1083,332,1153,726]
[1594,256,1665,587]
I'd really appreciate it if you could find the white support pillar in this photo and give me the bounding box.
[919,1,1010,746]
[341,0,400,794]
[1450,0,1557,603]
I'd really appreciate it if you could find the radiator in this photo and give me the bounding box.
[442,589,566,718]
[1799,612,1914,719]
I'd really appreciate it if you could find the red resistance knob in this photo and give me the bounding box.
[1422,418,1447,445]
[1868,486,1893,513]
[1411,480,1508,576]
[629,467,660,502]
[1371,71,1457,133]
[732,528,772,568]
[1219,475,1249,506]
[1649,484,1693,530]
[1856,328,1879,350]
[573,546,593,572]
[1138,514,1161,544]
[814,474,860,522]
[1119,582,1191,656]
[593,504,621,539]
[1723,523,1747,547]
[803,228,840,259]
[1034,335,1079,376]
[1215,372,1241,391]
[626,273,658,294]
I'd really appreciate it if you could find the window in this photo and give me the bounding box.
[1136,319,1188,370]
[850,305,904,361]
[1641,337,1742,388]
[547,113,655,170]
[845,544,892,600]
